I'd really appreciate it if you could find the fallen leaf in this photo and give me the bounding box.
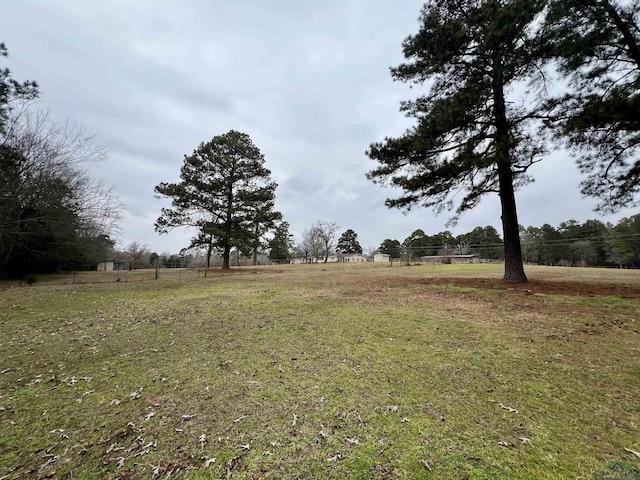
[625,447,640,459]
[498,403,518,414]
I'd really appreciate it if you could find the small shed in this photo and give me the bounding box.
[373,253,391,263]
[96,259,126,271]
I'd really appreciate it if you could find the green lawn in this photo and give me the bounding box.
[1,263,639,479]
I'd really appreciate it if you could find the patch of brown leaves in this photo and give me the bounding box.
[419,277,640,299]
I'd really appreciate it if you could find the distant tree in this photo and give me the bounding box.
[558,219,610,266]
[246,200,282,265]
[609,214,640,267]
[300,227,324,262]
[430,231,456,256]
[539,223,566,265]
[454,238,471,255]
[458,226,503,259]
[543,0,640,211]
[155,130,279,269]
[367,0,549,283]
[403,229,431,258]
[310,221,339,263]
[126,242,149,269]
[269,221,294,262]
[379,239,402,258]
[337,229,363,254]
[519,225,543,264]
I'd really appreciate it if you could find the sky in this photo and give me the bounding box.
[2,1,638,255]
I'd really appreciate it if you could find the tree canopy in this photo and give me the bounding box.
[155,130,279,269]
[367,0,548,283]
[337,229,363,254]
[0,42,38,134]
[379,239,402,258]
[543,0,640,212]
[268,221,294,262]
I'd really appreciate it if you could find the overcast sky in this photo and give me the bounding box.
[2,1,637,254]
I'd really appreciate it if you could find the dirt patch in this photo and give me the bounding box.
[420,277,640,299]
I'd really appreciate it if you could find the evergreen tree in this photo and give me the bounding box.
[246,196,282,265]
[544,0,640,211]
[379,239,402,258]
[458,226,503,259]
[610,214,640,267]
[268,221,294,262]
[367,0,548,282]
[155,131,279,269]
[0,42,38,133]
[337,229,363,254]
[403,229,431,257]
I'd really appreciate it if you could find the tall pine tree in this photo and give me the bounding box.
[155,131,279,269]
[367,0,548,282]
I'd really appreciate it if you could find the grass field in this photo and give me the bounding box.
[1,263,639,479]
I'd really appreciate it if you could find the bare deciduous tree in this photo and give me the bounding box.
[309,221,339,263]
[0,108,121,277]
[300,227,324,262]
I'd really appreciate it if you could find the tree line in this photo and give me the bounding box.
[378,215,640,268]
[521,215,640,268]
[380,226,504,260]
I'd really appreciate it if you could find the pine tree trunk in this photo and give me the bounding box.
[497,161,527,282]
[493,52,527,283]
[222,244,230,269]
